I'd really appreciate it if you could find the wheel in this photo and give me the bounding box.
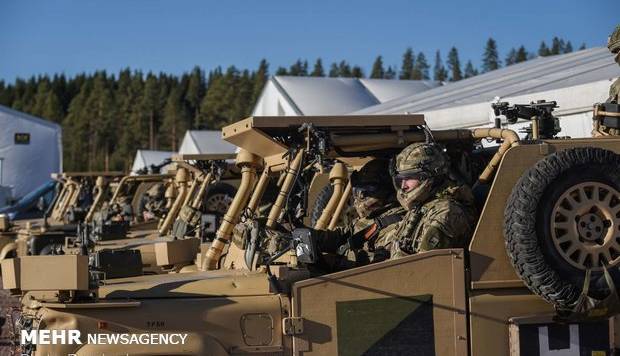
[203,183,236,215]
[310,184,355,228]
[504,147,620,309]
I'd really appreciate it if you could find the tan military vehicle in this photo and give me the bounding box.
[6,103,620,355]
[73,153,241,277]
[0,171,125,260]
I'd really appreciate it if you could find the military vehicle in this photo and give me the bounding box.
[0,172,125,261]
[5,104,620,355]
[71,153,241,277]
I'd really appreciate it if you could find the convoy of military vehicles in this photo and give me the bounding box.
[0,100,618,355]
[1,27,619,356]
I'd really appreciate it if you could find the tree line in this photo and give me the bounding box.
[0,36,581,171]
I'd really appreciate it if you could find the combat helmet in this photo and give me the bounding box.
[349,159,394,218]
[608,25,620,54]
[391,142,449,209]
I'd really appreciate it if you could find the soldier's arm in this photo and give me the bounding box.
[315,226,351,253]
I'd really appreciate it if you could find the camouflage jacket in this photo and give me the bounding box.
[323,202,405,264]
[350,202,406,256]
[389,183,477,259]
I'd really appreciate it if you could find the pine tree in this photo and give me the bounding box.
[384,66,396,79]
[433,50,448,81]
[41,90,64,123]
[414,52,430,80]
[160,86,189,151]
[310,58,325,77]
[551,37,562,55]
[185,66,205,122]
[251,59,269,104]
[338,61,352,77]
[463,60,478,78]
[400,48,415,79]
[0,80,11,106]
[142,73,162,150]
[51,74,69,114]
[232,69,254,122]
[515,46,528,63]
[19,77,38,113]
[447,47,462,81]
[482,38,501,72]
[31,77,51,117]
[85,72,117,170]
[289,60,308,76]
[63,80,92,170]
[351,66,364,78]
[579,43,586,50]
[564,41,573,53]
[328,63,339,77]
[538,41,550,57]
[370,56,385,79]
[505,48,517,66]
[559,39,566,53]
[275,67,288,76]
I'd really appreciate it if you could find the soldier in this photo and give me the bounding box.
[592,24,620,136]
[311,159,405,267]
[339,159,405,263]
[141,183,167,221]
[387,142,477,259]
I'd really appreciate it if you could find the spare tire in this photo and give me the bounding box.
[203,183,236,215]
[504,147,620,309]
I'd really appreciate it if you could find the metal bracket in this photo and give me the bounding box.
[282,317,304,335]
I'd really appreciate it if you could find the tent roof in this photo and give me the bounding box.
[131,150,173,173]
[354,47,620,115]
[270,76,441,116]
[0,104,61,131]
[180,130,237,154]
[136,150,172,165]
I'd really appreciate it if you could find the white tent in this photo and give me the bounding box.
[130,150,174,174]
[252,76,440,116]
[0,105,62,207]
[354,47,620,138]
[178,130,237,154]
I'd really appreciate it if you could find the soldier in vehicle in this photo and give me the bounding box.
[592,24,620,136]
[387,142,478,258]
[315,159,405,266]
[140,183,167,221]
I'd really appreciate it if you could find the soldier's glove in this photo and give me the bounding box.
[371,247,390,263]
[336,225,374,255]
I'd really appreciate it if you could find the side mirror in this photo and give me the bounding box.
[292,228,318,264]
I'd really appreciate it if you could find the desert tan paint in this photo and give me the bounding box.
[313,162,346,230]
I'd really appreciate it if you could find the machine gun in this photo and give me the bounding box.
[492,100,561,140]
[135,158,172,175]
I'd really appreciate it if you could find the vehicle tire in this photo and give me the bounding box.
[203,183,236,215]
[504,147,620,309]
[310,184,355,228]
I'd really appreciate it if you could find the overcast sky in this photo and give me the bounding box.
[0,0,618,82]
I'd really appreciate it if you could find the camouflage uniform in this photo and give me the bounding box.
[386,143,477,259]
[593,25,620,136]
[319,159,405,265]
[142,183,167,220]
